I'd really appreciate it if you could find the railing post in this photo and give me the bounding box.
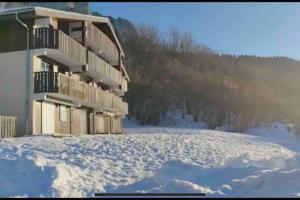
[42,28,45,48]
[54,72,58,92]
[32,28,35,48]
[54,29,58,49]
[33,72,37,93]
[41,72,44,92]
[49,27,53,48]
[67,74,70,96]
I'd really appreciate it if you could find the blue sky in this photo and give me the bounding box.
[91,3,300,61]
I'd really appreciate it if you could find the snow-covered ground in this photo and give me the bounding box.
[124,109,208,129]
[0,122,300,197]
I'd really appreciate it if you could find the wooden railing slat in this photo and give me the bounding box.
[88,51,123,87]
[58,30,86,65]
[0,116,16,138]
[87,23,119,65]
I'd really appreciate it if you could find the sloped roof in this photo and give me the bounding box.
[0,6,130,80]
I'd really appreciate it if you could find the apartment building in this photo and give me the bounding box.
[0,6,129,136]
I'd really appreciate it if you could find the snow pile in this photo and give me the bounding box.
[214,123,237,132]
[0,155,57,197]
[113,153,300,196]
[147,178,215,194]
[245,122,300,152]
[0,127,299,197]
[3,111,300,197]
[225,154,300,197]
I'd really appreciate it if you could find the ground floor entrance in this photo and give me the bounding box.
[41,102,55,134]
[33,100,123,135]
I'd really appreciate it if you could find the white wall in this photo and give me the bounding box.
[0,51,34,136]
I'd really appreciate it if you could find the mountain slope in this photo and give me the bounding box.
[96,13,300,131]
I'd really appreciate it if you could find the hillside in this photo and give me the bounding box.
[96,13,300,131]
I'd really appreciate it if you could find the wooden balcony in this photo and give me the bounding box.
[34,72,128,115]
[111,78,128,96]
[86,23,119,66]
[87,51,123,87]
[32,27,87,68]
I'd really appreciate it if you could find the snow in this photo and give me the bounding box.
[158,109,208,129]
[245,122,300,152]
[124,109,208,129]
[0,122,300,197]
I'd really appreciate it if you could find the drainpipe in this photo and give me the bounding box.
[15,12,30,136]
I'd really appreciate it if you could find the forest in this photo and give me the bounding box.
[94,12,300,131]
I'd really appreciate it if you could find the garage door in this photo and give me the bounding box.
[80,110,88,135]
[71,108,88,135]
[42,102,55,134]
[95,115,105,134]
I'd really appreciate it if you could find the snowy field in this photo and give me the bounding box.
[0,122,300,197]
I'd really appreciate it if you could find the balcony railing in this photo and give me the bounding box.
[34,72,128,115]
[0,116,16,138]
[88,51,123,87]
[32,27,86,65]
[86,23,119,65]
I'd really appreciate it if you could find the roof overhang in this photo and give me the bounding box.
[0,6,124,56]
[0,6,35,20]
[33,7,125,57]
[0,6,130,81]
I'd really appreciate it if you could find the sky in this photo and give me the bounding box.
[91,3,300,61]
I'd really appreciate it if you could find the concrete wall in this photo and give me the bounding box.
[32,101,42,134]
[0,51,32,136]
[0,18,34,53]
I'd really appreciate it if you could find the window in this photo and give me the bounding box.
[53,65,58,73]
[71,27,83,32]
[40,61,50,72]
